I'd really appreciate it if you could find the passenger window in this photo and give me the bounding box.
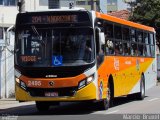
[138,44,144,56]
[104,22,114,55]
[104,22,113,38]
[105,39,114,55]
[115,41,123,55]
[144,33,149,44]
[151,45,155,57]
[149,33,155,57]
[137,31,143,43]
[131,43,138,56]
[130,29,136,42]
[149,33,154,45]
[122,27,130,40]
[114,25,122,39]
[145,45,151,57]
[123,42,131,56]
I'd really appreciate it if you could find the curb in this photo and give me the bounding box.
[0,98,18,105]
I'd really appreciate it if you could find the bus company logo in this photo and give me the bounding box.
[46,75,57,78]
[49,81,55,87]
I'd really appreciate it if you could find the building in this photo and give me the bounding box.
[0,0,18,98]
[107,0,129,12]
[108,10,130,20]
[75,0,107,13]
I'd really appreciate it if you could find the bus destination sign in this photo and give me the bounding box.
[31,15,78,24]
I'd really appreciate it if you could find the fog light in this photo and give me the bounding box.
[20,81,27,90]
[78,80,86,89]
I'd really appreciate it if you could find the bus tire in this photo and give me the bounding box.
[36,101,50,112]
[108,80,114,107]
[99,81,113,110]
[136,75,145,100]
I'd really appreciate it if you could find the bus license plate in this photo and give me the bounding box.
[45,92,58,97]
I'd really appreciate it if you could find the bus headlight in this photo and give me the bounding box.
[78,74,94,90]
[15,78,20,83]
[86,75,94,84]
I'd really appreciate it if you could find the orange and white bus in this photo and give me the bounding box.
[14,8,157,111]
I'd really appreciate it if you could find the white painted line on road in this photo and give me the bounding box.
[148,98,159,102]
[105,110,119,114]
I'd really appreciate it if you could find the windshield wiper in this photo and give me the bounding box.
[31,26,44,44]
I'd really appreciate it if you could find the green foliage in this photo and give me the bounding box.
[129,0,160,47]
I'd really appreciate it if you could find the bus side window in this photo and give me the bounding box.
[114,25,122,40]
[104,22,113,38]
[122,27,130,56]
[115,41,123,55]
[149,33,155,57]
[104,22,114,55]
[130,29,136,42]
[95,28,105,66]
[122,27,130,41]
[137,30,143,56]
[123,42,130,56]
[106,39,114,55]
[143,32,149,56]
[145,32,151,57]
[131,43,138,56]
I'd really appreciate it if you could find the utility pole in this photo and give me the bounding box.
[91,0,97,11]
[91,0,94,10]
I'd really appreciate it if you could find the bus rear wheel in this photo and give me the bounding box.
[36,101,50,112]
[136,75,145,100]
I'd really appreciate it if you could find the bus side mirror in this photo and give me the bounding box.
[99,32,105,45]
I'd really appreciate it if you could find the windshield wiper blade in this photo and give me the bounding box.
[31,26,45,44]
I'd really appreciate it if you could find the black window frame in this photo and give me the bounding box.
[95,18,155,58]
[0,0,17,6]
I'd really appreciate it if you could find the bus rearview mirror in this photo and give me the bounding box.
[99,32,105,45]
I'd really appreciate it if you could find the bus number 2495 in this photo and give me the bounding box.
[28,80,41,87]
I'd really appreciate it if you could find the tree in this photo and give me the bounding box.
[128,0,160,48]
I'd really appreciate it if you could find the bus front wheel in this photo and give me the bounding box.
[99,82,112,110]
[36,101,50,112]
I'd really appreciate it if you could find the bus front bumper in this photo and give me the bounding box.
[15,82,97,101]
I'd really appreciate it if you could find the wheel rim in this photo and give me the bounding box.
[141,80,145,97]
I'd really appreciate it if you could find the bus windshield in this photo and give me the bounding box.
[15,27,95,67]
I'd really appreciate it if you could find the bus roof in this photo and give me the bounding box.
[22,7,86,13]
[96,12,155,33]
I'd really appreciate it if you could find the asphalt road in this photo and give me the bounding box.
[0,84,160,120]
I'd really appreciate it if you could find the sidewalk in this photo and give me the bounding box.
[0,98,35,109]
[0,98,18,105]
[157,81,160,86]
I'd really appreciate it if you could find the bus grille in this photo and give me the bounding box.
[27,87,77,97]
